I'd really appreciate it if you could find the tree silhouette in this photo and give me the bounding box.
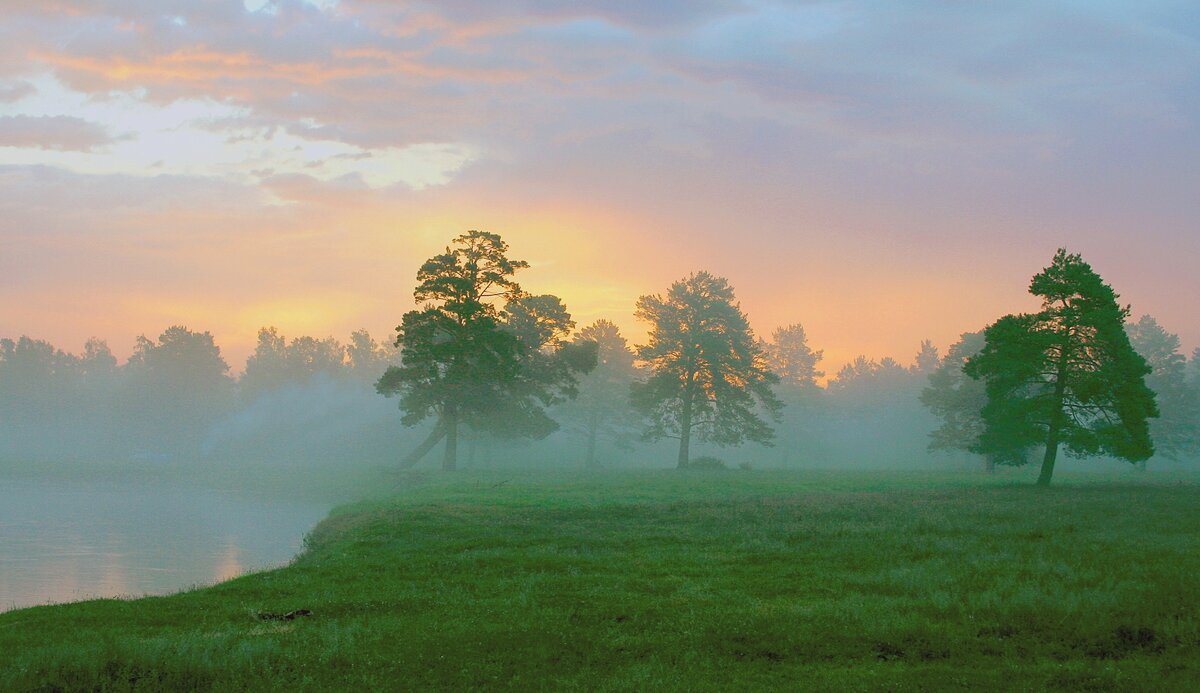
[920,331,1028,472]
[346,329,397,384]
[766,323,824,391]
[559,319,642,468]
[124,325,234,453]
[377,231,592,470]
[486,293,598,442]
[632,271,781,468]
[1126,315,1198,463]
[912,339,940,375]
[965,249,1158,486]
[241,327,346,402]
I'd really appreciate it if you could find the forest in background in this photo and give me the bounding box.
[2,309,1196,475]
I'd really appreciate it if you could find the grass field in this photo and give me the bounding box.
[2,469,1198,691]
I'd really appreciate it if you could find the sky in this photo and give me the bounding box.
[2,0,1198,375]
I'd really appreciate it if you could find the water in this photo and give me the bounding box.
[0,478,328,612]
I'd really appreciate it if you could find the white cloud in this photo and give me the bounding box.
[244,0,338,14]
[0,74,474,191]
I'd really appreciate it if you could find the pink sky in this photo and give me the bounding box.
[2,1,1198,373]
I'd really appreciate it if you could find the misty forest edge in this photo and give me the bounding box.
[3,232,1191,488]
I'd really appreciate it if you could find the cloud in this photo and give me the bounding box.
[6,0,1192,167]
[413,0,749,30]
[0,114,117,151]
[0,80,35,102]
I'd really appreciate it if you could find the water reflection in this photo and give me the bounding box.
[214,542,244,584]
[0,478,327,612]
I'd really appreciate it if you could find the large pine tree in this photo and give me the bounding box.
[965,249,1158,486]
[632,271,781,468]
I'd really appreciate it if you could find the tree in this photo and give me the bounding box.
[766,323,824,391]
[0,336,82,419]
[346,329,397,384]
[491,293,598,441]
[126,326,231,393]
[632,271,781,468]
[241,328,347,402]
[826,355,909,398]
[241,327,289,401]
[124,325,235,452]
[287,335,345,377]
[964,249,1158,486]
[1126,315,1199,463]
[912,339,940,375]
[559,319,642,468]
[919,331,1024,472]
[821,352,935,465]
[0,336,80,386]
[761,323,825,467]
[377,230,593,470]
[81,338,118,378]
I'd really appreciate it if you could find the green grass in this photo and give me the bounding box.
[2,469,1199,691]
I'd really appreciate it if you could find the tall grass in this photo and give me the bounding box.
[3,469,1197,690]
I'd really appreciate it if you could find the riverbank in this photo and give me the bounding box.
[2,470,1198,690]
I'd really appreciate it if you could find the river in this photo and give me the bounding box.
[0,478,328,612]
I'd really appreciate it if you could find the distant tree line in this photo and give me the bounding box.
[2,236,1197,485]
[0,326,402,464]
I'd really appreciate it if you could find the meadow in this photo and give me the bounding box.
[2,469,1198,691]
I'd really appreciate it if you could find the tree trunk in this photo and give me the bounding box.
[467,431,478,468]
[1039,333,1073,487]
[1135,459,1147,472]
[402,419,446,469]
[1037,431,1059,486]
[585,413,598,468]
[677,380,694,469]
[984,455,995,475]
[443,406,458,471]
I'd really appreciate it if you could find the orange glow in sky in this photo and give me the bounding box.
[2,2,1197,373]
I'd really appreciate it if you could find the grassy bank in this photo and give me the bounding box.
[2,470,1198,690]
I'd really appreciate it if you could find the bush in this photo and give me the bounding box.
[686,456,727,470]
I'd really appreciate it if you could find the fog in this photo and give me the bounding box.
[4,317,1196,480]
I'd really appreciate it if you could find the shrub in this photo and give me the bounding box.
[687,456,727,470]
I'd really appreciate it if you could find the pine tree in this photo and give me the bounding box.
[965,249,1158,486]
[1126,315,1199,463]
[632,271,781,468]
[766,323,824,390]
[559,319,641,468]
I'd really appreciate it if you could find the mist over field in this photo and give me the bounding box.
[4,300,1198,480]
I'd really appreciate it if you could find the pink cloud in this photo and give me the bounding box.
[0,115,116,151]
[0,80,35,102]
